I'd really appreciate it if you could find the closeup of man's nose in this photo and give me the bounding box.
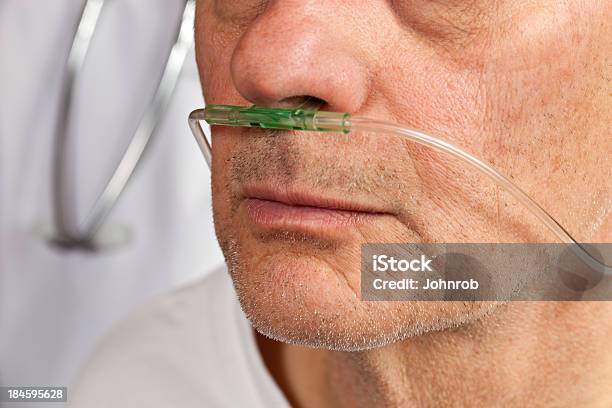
[230,1,369,113]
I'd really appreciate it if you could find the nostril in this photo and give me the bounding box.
[265,96,326,110]
[297,96,325,110]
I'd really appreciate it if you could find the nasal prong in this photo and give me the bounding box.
[200,104,352,133]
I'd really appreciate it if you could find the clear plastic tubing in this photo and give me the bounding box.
[189,105,610,275]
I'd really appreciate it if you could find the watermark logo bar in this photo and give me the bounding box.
[361,243,611,301]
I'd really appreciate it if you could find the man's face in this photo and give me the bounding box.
[195,1,611,350]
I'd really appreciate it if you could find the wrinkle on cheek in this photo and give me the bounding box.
[389,0,492,52]
[373,37,494,239]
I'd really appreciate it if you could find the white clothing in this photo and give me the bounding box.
[69,268,290,408]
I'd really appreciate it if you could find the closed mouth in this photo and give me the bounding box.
[241,182,393,233]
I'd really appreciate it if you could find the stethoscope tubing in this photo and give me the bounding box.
[51,0,195,249]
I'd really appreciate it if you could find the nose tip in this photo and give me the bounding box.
[229,10,368,113]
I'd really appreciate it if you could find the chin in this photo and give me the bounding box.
[223,240,500,351]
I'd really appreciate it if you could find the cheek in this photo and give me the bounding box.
[197,19,245,105]
[372,43,491,218]
[479,4,596,180]
[377,51,486,144]
[209,128,239,232]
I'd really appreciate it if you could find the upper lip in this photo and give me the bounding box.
[242,182,391,214]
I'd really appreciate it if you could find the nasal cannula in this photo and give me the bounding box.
[188,104,611,276]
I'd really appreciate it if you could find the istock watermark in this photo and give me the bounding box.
[372,254,433,272]
[361,243,611,301]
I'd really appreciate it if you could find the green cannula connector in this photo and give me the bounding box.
[203,104,352,134]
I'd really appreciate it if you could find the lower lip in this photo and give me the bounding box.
[244,198,380,231]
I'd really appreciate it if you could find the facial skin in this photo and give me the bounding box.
[195,1,611,405]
